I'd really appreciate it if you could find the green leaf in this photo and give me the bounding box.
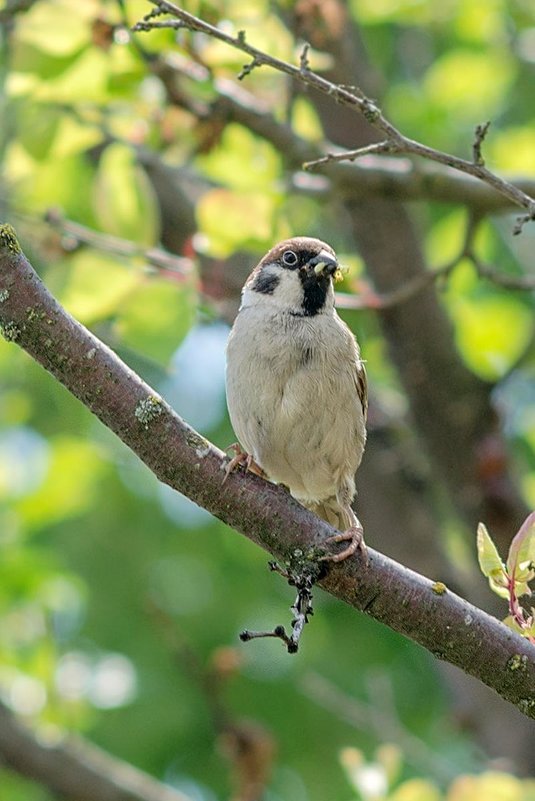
[15,0,92,56]
[59,251,143,325]
[196,188,277,257]
[477,522,508,597]
[507,511,535,579]
[424,49,515,119]
[451,297,533,381]
[17,104,62,160]
[490,127,535,172]
[50,115,103,159]
[32,48,109,104]
[16,437,108,530]
[93,143,160,246]
[8,147,97,220]
[477,522,505,578]
[197,124,281,192]
[115,277,196,365]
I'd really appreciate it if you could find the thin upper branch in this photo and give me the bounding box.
[151,52,535,214]
[134,1,535,232]
[0,224,534,719]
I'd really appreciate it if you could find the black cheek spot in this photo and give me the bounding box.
[251,272,280,295]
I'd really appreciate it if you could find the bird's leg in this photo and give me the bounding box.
[223,443,265,482]
[318,507,368,564]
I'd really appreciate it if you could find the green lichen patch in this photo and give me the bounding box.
[508,653,528,672]
[517,697,535,715]
[135,395,164,428]
[0,224,21,255]
[0,289,9,302]
[26,307,45,322]
[431,581,447,595]
[0,321,21,341]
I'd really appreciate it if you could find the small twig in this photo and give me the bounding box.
[303,141,395,170]
[472,121,491,167]
[240,624,297,651]
[335,260,456,311]
[299,42,310,72]
[40,209,193,276]
[471,256,535,291]
[513,210,535,236]
[336,210,534,311]
[132,17,185,32]
[240,559,319,654]
[238,57,261,81]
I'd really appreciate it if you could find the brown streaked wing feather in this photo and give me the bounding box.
[355,361,368,422]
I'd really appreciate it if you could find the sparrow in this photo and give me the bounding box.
[225,237,367,562]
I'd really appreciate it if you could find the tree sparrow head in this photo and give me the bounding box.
[241,237,341,316]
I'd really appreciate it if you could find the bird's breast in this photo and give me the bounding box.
[226,308,365,500]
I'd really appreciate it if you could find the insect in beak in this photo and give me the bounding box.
[312,259,347,284]
[311,253,347,284]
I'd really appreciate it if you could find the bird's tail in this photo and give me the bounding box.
[305,498,356,532]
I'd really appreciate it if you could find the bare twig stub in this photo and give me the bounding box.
[240,559,321,653]
[1,225,535,717]
[472,121,491,167]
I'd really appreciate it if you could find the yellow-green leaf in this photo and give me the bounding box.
[196,188,277,257]
[16,437,107,529]
[477,523,508,598]
[17,104,62,160]
[59,251,142,325]
[477,523,505,578]
[424,50,515,119]
[197,124,280,192]
[390,778,442,801]
[93,143,160,246]
[15,0,94,56]
[451,297,533,381]
[507,511,535,578]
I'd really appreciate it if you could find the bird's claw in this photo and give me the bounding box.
[318,525,368,564]
[223,443,265,483]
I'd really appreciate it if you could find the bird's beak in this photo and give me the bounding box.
[309,250,338,276]
[308,250,344,283]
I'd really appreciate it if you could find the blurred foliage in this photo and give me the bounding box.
[0,0,534,799]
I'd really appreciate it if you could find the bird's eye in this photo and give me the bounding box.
[282,250,298,267]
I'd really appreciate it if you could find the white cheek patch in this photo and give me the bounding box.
[272,269,306,309]
[242,264,305,312]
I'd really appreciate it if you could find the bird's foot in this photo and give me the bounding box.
[223,443,265,483]
[318,523,368,564]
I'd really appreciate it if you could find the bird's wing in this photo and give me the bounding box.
[355,359,368,423]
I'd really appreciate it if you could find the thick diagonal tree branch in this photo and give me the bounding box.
[0,225,534,718]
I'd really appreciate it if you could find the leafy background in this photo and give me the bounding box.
[1,0,535,799]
